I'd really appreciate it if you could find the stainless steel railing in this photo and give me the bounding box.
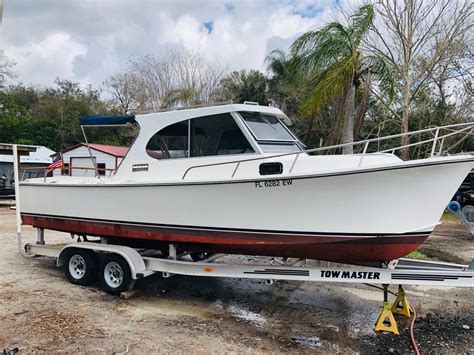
[18,166,118,183]
[181,122,474,180]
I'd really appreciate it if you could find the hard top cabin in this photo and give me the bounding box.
[28,104,312,184]
[118,103,306,182]
[23,103,417,185]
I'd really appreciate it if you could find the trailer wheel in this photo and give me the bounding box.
[63,249,98,286]
[99,254,134,295]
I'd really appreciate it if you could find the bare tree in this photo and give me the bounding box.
[0,50,16,88]
[367,0,473,159]
[128,50,227,110]
[103,72,145,114]
[418,39,473,120]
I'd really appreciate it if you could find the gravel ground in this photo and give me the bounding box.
[0,202,473,354]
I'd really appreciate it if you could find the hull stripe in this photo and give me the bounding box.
[20,214,429,262]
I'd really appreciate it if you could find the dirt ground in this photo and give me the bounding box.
[421,220,474,264]
[0,202,473,354]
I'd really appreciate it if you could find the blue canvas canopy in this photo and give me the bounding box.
[80,114,136,126]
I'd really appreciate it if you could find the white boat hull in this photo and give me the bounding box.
[19,157,473,262]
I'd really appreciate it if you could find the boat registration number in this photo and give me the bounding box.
[254,179,293,188]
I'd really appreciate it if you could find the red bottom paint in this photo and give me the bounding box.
[22,214,429,263]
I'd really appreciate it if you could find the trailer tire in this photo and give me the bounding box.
[63,249,98,286]
[99,254,134,295]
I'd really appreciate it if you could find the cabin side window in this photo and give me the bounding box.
[190,113,254,157]
[146,113,254,160]
[146,120,189,159]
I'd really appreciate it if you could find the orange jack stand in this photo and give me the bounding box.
[374,285,400,335]
[391,285,412,318]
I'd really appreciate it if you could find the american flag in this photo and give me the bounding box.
[47,154,62,173]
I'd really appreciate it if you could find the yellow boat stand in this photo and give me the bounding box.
[375,285,412,335]
[392,285,412,318]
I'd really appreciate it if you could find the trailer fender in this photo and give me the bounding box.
[57,242,147,280]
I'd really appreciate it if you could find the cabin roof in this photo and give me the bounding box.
[135,104,287,126]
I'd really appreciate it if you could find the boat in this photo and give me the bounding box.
[18,103,474,264]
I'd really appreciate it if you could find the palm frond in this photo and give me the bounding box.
[265,49,288,76]
[289,4,381,121]
[265,49,286,65]
[301,54,357,116]
[350,4,375,48]
[362,55,395,101]
[290,22,352,73]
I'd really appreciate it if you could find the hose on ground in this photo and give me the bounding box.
[409,304,420,355]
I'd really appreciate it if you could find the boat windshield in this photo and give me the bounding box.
[239,111,302,153]
[239,112,294,141]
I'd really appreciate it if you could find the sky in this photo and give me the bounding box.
[1,0,340,89]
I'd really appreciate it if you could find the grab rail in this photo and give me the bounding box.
[181,122,474,180]
[19,166,117,183]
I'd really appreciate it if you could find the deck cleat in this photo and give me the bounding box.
[391,285,412,318]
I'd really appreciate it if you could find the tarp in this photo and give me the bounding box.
[80,114,136,126]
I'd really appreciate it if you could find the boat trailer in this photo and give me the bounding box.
[9,144,474,336]
[25,232,474,336]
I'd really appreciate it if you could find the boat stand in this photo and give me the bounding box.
[23,229,474,335]
[374,284,413,334]
[374,284,400,335]
[391,285,412,318]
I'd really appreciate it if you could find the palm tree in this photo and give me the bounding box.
[266,50,324,145]
[290,4,393,153]
[216,70,269,105]
[265,50,306,117]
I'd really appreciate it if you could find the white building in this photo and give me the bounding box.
[0,144,55,197]
[54,143,128,177]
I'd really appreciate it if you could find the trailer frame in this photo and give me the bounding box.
[25,238,473,288]
[24,234,473,335]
